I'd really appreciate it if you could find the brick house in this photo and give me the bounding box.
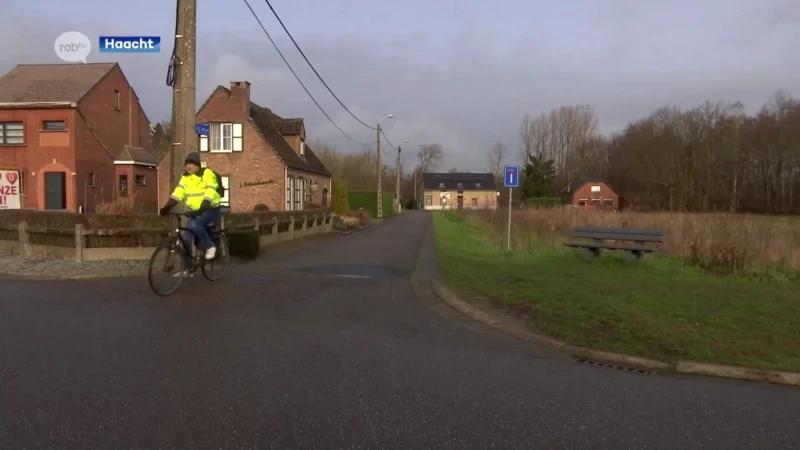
[558,178,619,210]
[422,173,499,210]
[158,81,331,212]
[0,63,156,212]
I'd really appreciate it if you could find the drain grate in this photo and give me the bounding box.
[574,357,658,375]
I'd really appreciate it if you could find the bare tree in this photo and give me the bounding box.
[487,142,507,180]
[417,143,444,174]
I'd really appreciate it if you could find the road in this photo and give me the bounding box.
[2,211,799,448]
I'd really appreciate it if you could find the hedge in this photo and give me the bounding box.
[525,197,562,208]
[331,178,350,214]
[347,191,394,217]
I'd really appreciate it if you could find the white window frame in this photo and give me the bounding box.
[0,122,24,145]
[201,123,243,153]
[299,141,305,155]
[286,176,293,210]
[294,178,301,210]
[425,195,432,206]
[591,185,601,192]
[219,176,230,206]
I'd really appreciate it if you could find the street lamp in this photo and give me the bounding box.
[376,114,393,218]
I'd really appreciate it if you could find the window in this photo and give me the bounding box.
[591,185,601,192]
[219,176,230,206]
[286,176,293,210]
[88,173,96,186]
[475,183,481,188]
[119,175,128,197]
[425,195,432,206]
[113,90,120,110]
[471,198,478,207]
[43,121,65,131]
[294,178,301,210]
[603,199,613,206]
[299,141,305,155]
[457,183,463,188]
[205,123,243,152]
[438,183,445,188]
[135,175,145,185]
[0,122,24,144]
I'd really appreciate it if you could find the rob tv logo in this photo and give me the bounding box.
[99,36,161,53]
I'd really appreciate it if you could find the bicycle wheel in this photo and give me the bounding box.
[148,238,187,296]
[202,232,230,281]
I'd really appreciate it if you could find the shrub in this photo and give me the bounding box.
[331,179,350,214]
[525,197,562,208]
[95,194,138,215]
[253,203,270,212]
[227,230,260,260]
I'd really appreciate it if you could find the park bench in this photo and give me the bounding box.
[564,226,666,261]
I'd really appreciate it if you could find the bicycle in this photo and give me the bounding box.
[148,212,230,296]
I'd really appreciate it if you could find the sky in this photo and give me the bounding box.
[1,0,798,171]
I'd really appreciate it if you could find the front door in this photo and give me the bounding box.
[44,172,66,210]
[457,195,464,210]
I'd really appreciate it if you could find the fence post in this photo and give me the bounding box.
[18,221,29,257]
[310,214,317,235]
[74,223,84,262]
[272,217,279,244]
[289,216,295,240]
[253,217,259,231]
[301,214,307,237]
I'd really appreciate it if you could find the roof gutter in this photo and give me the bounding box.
[0,101,77,109]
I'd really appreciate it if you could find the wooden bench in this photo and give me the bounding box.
[564,226,665,261]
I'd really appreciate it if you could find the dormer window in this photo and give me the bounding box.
[456,183,463,188]
[475,183,481,188]
[438,183,445,188]
[300,141,305,155]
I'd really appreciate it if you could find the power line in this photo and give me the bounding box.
[242,0,374,146]
[381,129,397,150]
[261,0,378,131]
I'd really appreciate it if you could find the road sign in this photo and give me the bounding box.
[504,165,519,188]
[0,170,21,209]
[195,123,210,136]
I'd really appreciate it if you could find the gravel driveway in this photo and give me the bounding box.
[0,255,148,278]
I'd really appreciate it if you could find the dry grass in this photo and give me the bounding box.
[471,207,800,275]
[95,194,138,215]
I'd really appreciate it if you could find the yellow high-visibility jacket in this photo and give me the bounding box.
[170,167,221,210]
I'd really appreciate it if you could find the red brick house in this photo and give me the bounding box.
[559,178,619,210]
[0,63,157,212]
[158,81,331,212]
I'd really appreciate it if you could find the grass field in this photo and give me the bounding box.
[434,211,800,372]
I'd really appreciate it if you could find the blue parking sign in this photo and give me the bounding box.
[504,165,519,188]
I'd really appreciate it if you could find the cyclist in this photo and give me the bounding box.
[159,152,222,277]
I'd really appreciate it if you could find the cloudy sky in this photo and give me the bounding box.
[1,0,798,170]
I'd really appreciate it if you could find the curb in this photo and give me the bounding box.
[432,279,800,388]
[337,223,371,236]
[0,271,147,281]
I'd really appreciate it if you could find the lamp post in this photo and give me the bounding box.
[376,114,393,218]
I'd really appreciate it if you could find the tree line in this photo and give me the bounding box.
[506,90,800,214]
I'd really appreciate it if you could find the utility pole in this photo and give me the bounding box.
[169,0,197,197]
[395,146,401,213]
[376,122,383,218]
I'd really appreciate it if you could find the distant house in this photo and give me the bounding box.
[422,172,499,210]
[0,63,156,213]
[158,81,331,212]
[558,178,618,210]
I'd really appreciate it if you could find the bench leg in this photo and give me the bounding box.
[582,247,601,260]
[625,249,645,262]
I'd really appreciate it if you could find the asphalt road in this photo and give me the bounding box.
[2,211,799,449]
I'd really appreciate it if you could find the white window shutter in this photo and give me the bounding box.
[233,137,243,151]
[232,123,243,137]
[200,136,208,152]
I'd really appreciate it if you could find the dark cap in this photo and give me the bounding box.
[185,152,201,166]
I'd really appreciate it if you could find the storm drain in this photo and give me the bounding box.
[573,357,659,375]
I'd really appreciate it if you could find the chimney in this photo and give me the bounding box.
[230,81,251,117]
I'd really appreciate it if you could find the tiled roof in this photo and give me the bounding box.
[560,177,615,193]
[422,173,497,191]
[273,118,303,135]
[0,63,117,103]
[248,103,330,176]
[116,145,158,165]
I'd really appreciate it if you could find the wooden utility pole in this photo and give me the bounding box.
[395,146,402,213]
[376,123,383,218]
[169,0,198,192]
